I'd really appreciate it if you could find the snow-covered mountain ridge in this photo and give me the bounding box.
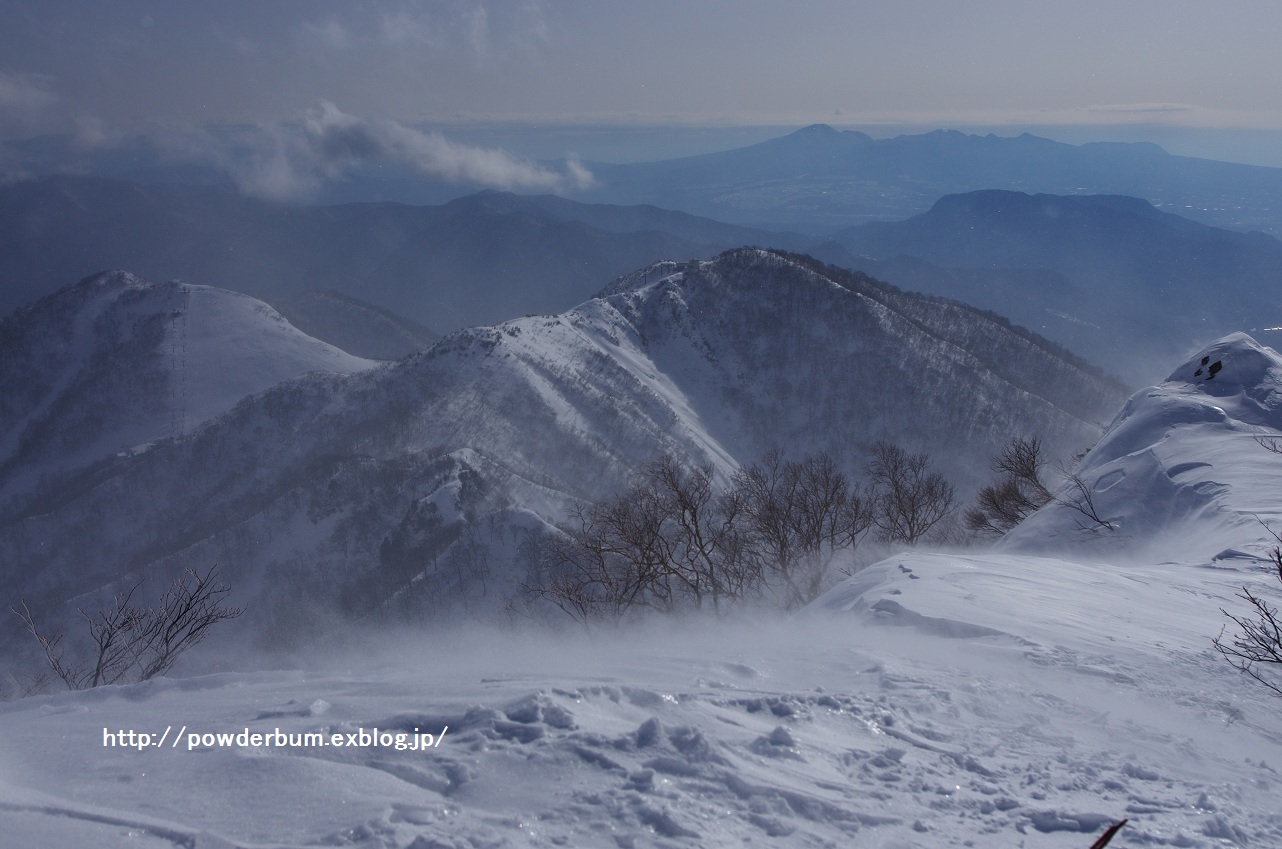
[0,251,1125,642]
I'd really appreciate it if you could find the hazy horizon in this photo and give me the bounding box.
[6,1,1282,192]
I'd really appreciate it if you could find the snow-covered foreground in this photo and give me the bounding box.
[3,548,1281,848]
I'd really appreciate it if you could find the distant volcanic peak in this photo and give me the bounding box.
[792,123,843,139]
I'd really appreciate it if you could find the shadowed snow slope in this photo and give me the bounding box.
[0,271,375,512]
[997,332,1282,563]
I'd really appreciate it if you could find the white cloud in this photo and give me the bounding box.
[0,71,56,110]
[291,101,593,195]
[16,99,594,202]
[1085,103,1198,115]
[157,102,597,202]
[299,17,352,50]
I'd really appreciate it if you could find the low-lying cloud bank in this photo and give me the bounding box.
[41,102,594,201]
[263,101,594,200]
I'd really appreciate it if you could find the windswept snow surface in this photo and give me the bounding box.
[3,548,1281,848]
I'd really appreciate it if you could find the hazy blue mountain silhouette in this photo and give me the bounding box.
[816,190,1282,382]
[0,175,809,340]
[579,125,1282,235]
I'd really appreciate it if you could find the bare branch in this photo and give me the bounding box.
[12,566,243,691]
[1055,468,1115,533]
[1254,433,1282,455]
[965,437,1055,537]
[1214,546,1282,697]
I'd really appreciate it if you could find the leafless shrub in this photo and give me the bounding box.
[0,669,52,701]
[529,449,879,621]
[1214,541,1282,697]
[528,456,751,623]
[731,450,874,609]
[12,565,243,690]
[1254,433,1282,455]
[965,436,1054,536]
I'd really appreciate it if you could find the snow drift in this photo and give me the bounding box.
[998,332,1282,563]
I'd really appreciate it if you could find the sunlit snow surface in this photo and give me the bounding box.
[3,333,1282,847]
[2,554,1280,848]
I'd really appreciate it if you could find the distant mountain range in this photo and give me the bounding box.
[12,124,1282,239]
[0,251,1125,648]
[813,190,1282,383]
[576,124,1282,235]
[7,171,1281,385]
[0,174,810,348]
[0,175,809,348]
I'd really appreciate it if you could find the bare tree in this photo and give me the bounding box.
[531,450,876,621]
[965,436,1054,536]
[866,441,956,546]
[528,456,749,622]
[1214,542,1282,697]
[13,565,243,690]
[646,455,746,611]
[531,497,667,624]
[731,450,872,608]
[129,567,245,681]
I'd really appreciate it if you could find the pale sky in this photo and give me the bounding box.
[3,1,1282,168]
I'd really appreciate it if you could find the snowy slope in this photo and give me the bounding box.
[0,271,375,512]
[998,333,1282,564]
[2,547,1280,848]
